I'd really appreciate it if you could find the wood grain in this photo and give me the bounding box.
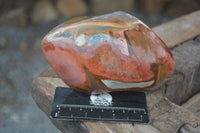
[153,10,200,48]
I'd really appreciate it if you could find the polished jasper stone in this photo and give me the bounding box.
[41,11,176,93]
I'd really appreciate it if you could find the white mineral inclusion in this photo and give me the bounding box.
[90,93,113,106]
[75,34,86,46]
[116,32,129,56]
[101,80,154,89]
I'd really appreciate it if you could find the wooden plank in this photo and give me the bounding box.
[180,92,200,133]
[85,122,161,133]
[161,36,200,104]
[146,91,199,133]
[153,10,200,48]
[182,92,200,118]
[32,76,200,133]
[179,124,200,133]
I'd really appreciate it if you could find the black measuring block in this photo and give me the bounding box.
[51,87,149,123]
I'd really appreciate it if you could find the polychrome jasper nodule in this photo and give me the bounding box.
[42,11,176,93]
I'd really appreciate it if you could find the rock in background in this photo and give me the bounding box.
[143,0,166,13]
[90,0,134,15]
[167,0,200,15]
[57,0,88,17]
[0,8,27,27]
[31,0,59,24]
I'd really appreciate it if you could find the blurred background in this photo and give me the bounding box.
[0,0,199,132]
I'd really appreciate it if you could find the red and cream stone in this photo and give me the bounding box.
[41,11,176,93]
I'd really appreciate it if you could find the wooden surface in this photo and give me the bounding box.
[32,73,200,133]
[162,36,200,105]
[180,92,200,133]
[182,92,200,118]
[32,11,200,133]
[153,10,200,48]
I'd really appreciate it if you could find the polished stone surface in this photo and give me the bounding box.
[42,11,176,93]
